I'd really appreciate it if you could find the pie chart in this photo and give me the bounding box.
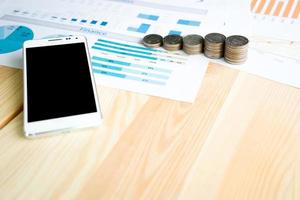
[0,25,34,54]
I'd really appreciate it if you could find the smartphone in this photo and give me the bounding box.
[23,36,102,137]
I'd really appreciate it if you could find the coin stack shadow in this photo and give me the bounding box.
[204,33,226,59]
[224,35,249,65]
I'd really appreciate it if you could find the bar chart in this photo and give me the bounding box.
[90,38,178,84]
[88,37,208,102]
[9,8,204,37]
[12,9,109,27]
[252,0,300,19]
[251,0,300,40]
[0,0,233,101]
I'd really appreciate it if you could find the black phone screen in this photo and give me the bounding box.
[26,42,97,122]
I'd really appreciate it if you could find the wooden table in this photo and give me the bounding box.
[0,40,300,199]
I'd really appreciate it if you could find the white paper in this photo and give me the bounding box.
[211,48,300,88]
[0,0,207,101]
[0,0,253,102]
[251,0,300,41]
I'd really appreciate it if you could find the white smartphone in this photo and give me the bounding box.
[23,36,102,137]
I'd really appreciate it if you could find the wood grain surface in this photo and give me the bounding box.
[0,67,22,129]
[0,61,299,200]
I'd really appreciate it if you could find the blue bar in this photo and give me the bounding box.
[92,62,122,71]
[94,42,152,55]
[71,18,77,22]
[100,21,108,26]
[61,17,67,20]
[127,23,150,33]
[168,30,181,35]
[81,19,87,23]
[97,39,158,52]
[138,24,150,33]
[93,69,125,78]
[91,56,172,74]
[138,13,159,21]
[177,19,201,26]
[92,56,130,66]
[91,46,157,60]
[127,27,138,32]
[93,69,166,85]
[90,20,98,25]
[92,62,169,80]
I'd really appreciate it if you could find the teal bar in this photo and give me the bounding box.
[93,69,126,78]
[91,56,172,74]
[97,39,159,52]
[94,42,152,55]
[177,19,201,26]
[92,56,130,66]
[91,46,157,60]
[93,69,166,85]
[92,62,169,80]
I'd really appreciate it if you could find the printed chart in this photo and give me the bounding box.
[252,0,300,18]
[89,37,208,101]
[0,25,33,54]
[0,19,75,68]
[251,0,300,40]
[0,0,250,101]
[5,7,208,38]
[0,24,34,68]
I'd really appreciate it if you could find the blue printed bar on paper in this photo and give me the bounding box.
[138,13,159,21]
[90,20,98,24]
[93,69,166,85]
[177,19,201,26]
[97,39,159,52]
[100,21,108,26]
[92,56,172,74]
[168,30,181,35]
[92,62,169,80]
[91,46,157,60]
[127,23,150,33]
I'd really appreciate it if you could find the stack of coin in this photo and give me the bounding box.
[142,34,163,48]
[204,33,226,59]
[224,35,249,65]
[163,35,183,51]
[183,34,204,55]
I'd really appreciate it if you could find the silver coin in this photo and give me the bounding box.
[163,35,183,45]
[183,34,203,46]
[226,35,249,47]
[143,34,163,47]
[224,35,249,64]
[205,33,226,44]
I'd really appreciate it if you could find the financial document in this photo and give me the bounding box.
[212,48,300,88]
[0,0,250,102]
[251,0,300,41]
